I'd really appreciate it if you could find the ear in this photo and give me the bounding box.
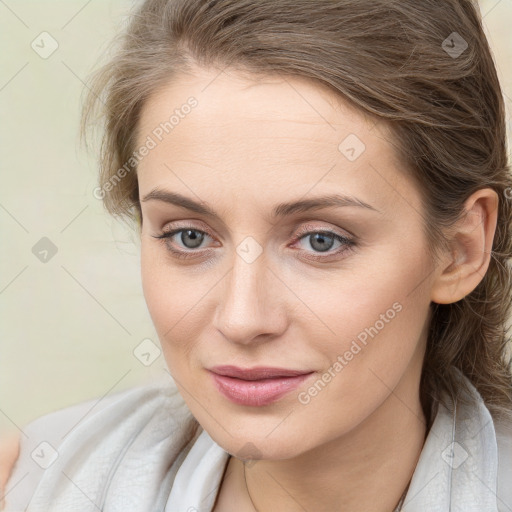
[430,188,499,305]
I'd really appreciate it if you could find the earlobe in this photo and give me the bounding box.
[430,188,498,305]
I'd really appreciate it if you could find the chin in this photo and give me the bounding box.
[201,419,313,461]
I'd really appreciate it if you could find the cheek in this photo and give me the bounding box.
[292,239,431,347]
[140,244,186,352]
[141,243,170,327]
[296,248,431,421]
[140,242,217,370]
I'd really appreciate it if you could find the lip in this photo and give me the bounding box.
[208,365,315,406]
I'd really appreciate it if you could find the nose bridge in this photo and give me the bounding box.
[213,244,285,344]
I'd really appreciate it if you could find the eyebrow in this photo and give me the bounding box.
[141,188,379,218]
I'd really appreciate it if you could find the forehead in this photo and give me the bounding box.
[136,67,420,216]
[138,67,377,149]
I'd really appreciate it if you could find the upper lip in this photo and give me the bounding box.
[209,365,313,380]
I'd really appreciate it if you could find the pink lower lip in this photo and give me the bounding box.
[210,371,314,406]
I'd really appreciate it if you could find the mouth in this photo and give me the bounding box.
[208,365,315,406]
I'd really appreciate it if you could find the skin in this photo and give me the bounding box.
[135,67,497,511]
[0,67,496,511]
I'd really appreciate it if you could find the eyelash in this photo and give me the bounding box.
[151,224,356,262]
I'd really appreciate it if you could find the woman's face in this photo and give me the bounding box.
[137,67,436,459]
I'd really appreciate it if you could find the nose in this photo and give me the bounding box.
[212,247,288,346]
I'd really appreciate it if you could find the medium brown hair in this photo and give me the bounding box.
[81,0,512,427]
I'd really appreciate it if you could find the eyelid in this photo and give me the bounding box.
[156,220,353,243]
[291,222,355,242]
[159,220,217,240]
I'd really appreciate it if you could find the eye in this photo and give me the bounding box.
[291,226,355,261]
[151,227,215,259]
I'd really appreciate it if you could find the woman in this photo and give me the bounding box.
[2,0,512,510]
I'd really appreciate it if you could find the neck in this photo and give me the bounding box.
[217,357,428,512]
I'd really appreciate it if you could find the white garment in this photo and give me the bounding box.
[4,368,512,512]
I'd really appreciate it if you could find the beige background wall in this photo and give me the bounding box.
[1,0,511,434]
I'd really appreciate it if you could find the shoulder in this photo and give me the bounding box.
[4,376,197,512]
[458,368,512,511]
[495,416,512,512]
[456,369,512,511]
[427,367,512,512]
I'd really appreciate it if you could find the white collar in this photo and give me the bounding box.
[166,428,228,511]
[403,368,499,511]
